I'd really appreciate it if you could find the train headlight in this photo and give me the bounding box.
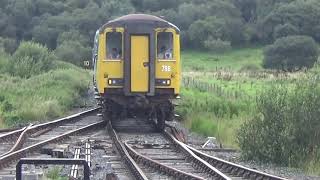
[107,78,123,86]
[156,79,171,86]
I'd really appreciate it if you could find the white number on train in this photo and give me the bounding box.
[162,65,171,72]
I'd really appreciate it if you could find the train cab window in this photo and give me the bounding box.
[157,32,173,59]
[106,32,122,60]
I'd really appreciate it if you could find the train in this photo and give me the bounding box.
[92,14,181,131]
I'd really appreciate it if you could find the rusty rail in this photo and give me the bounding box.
[185,144,288,180]
[125,142,205,180]
[106,121,148,180]
[0,120,105,169]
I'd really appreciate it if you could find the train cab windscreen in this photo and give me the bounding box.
[106,32,122,59]
[157,32,173,59]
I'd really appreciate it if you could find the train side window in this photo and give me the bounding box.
[157,32,173,59]
[106,32,122,60]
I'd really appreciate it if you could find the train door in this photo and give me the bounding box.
[130,35,149,92]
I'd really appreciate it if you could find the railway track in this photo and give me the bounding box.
[0,108,99,156]
[0,110,288,180]
[0,108,135,179]
[112,118,288,180]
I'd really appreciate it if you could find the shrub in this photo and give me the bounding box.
[9,41,56,78]
[263,36,319,72]
[238,77,320,167]
[204,37,231,53]
[55,41,91,66]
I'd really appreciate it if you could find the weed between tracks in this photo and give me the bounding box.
[46,166,68,180]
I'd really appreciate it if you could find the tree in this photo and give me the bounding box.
[273,23,299,39]
[263,36,318,72]
[263,0,320,42]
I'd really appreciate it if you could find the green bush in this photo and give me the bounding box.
[238,77,320,168]
[9,41,56,78]
[263,36,319,72]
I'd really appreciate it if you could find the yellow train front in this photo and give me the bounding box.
[92,14,181,131]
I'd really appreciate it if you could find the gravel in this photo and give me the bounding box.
[168,120,320,180]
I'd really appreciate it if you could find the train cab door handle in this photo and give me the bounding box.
[143,62,149,67]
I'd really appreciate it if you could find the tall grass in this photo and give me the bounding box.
[0,42,91,127]
[177,88,254,147]
[237,76,320,175]
[0,68,90,127]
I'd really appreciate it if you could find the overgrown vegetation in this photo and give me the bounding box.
[177,87,253,148]
[0,42,90,128]
[46,166,68,180]
[180,48,320,174]
[237,76,320,174]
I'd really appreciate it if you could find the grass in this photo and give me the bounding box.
[179,47,264,148]
[0,67,90,127]
[176,88,253,148]
[182,47,263,72]
[179,47,320,174]
[0,46,91,127]
[46,166,68,180]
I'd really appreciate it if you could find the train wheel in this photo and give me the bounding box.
[156,108,165,132]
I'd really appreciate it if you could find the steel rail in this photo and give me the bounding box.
[0,124,33,158]
[0,127,20,133]
[0,120,105,169]
[124,142,205,180]
[185,144,288,180]
[0,108,99,142]
[164,130,232,180]
[106,121,149,180]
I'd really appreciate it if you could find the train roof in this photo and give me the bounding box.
[100,14,180,33]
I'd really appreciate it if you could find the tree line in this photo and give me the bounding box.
[0,0,319,67]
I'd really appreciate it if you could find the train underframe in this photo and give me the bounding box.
[101,94,174,131]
